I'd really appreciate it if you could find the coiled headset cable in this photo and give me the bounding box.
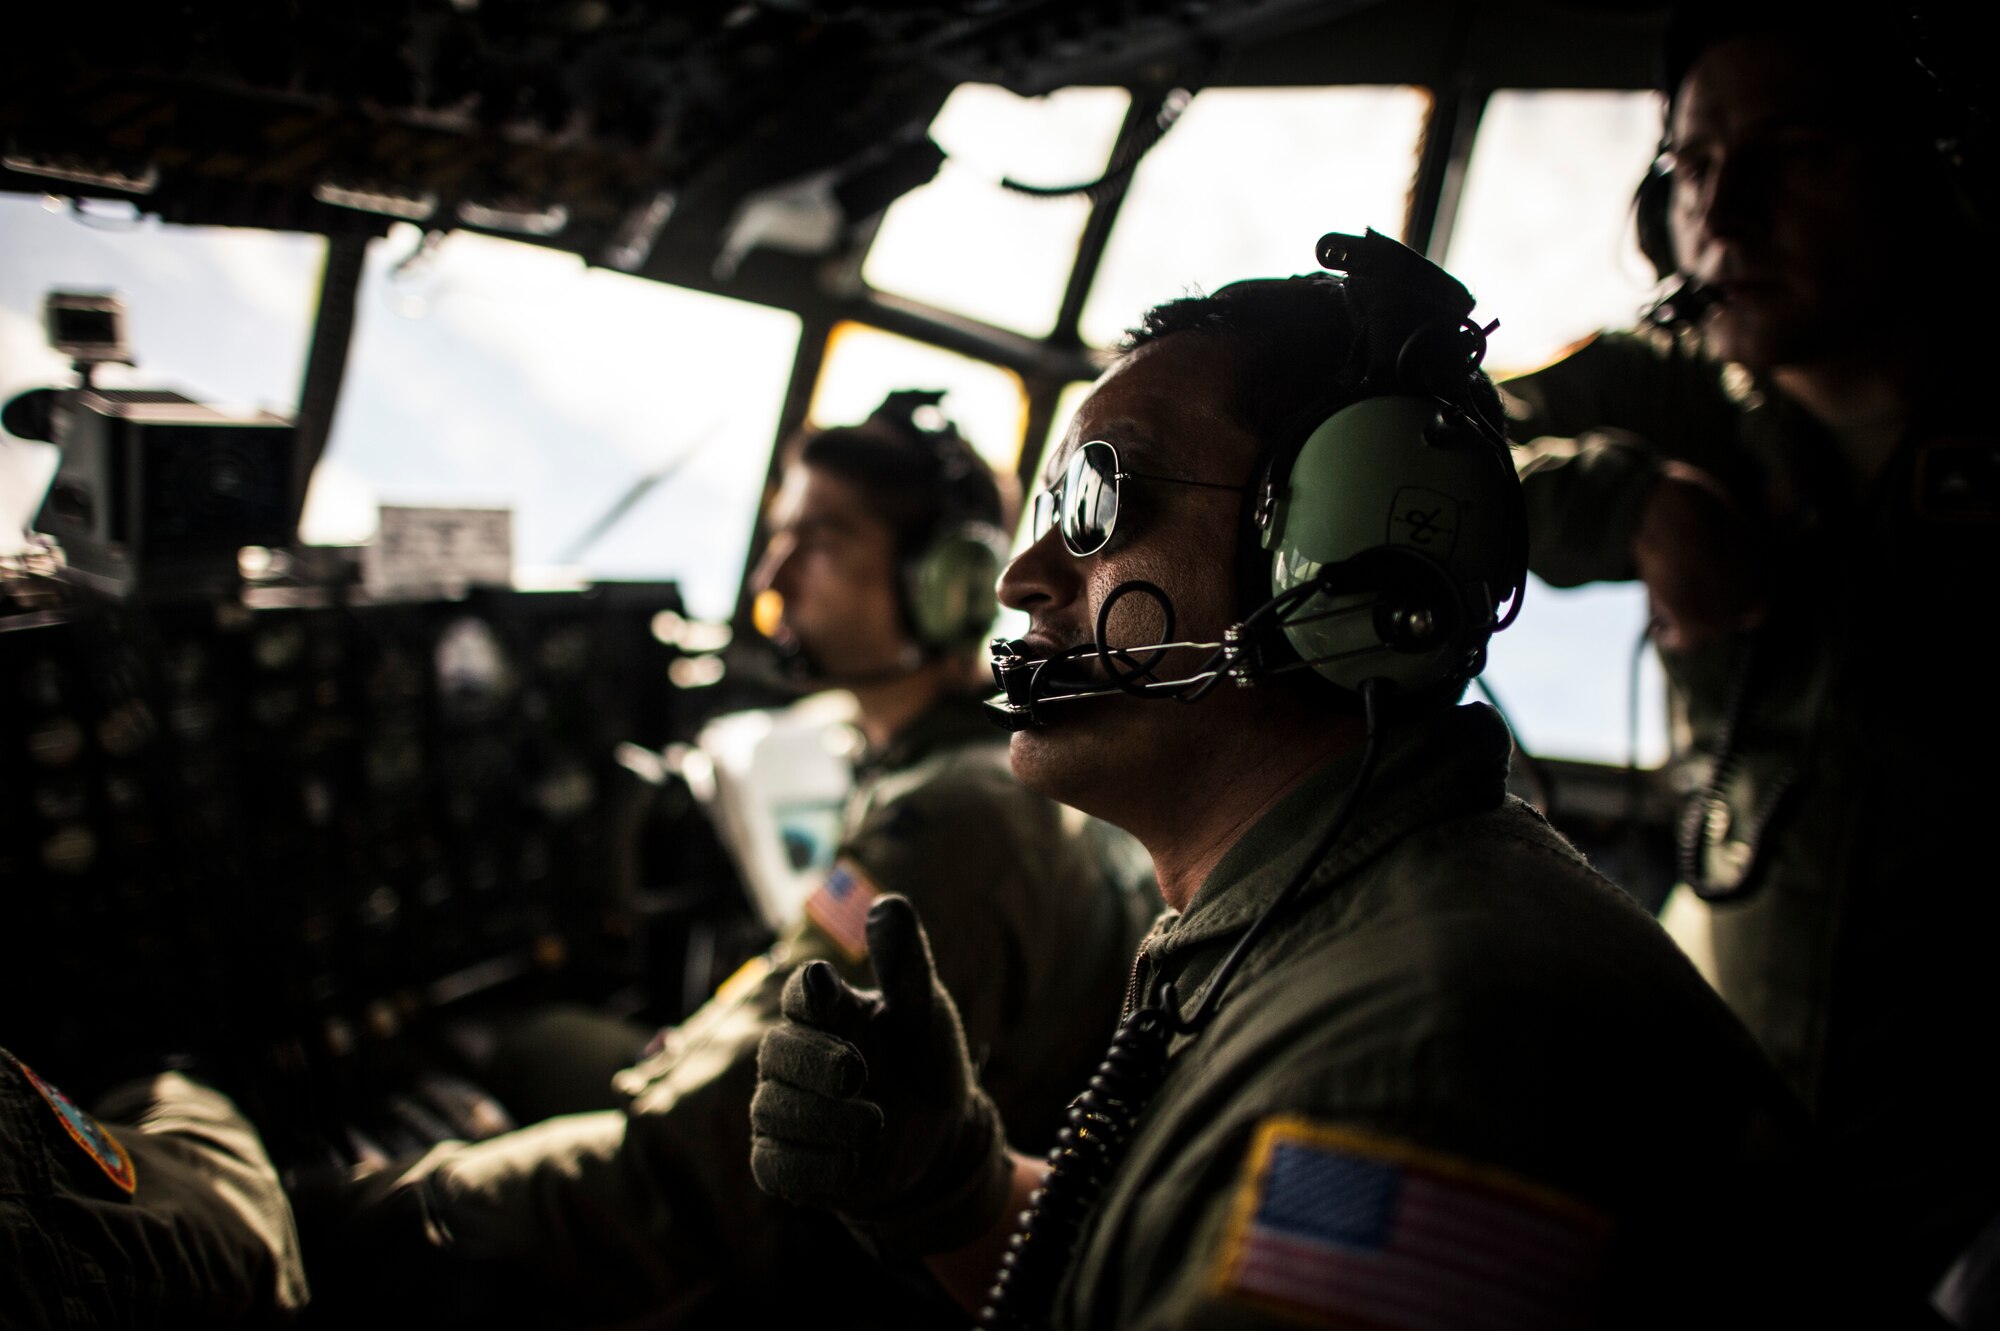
[1673,632,1777,900]
[977,679,1390,1329]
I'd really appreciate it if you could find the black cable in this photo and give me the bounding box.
[1627,617,1655,833]
[1000,87,1194,205]
[978,680,1390,1330]
[1609,615,1669,908]
[1008,568,1395,723]
[1675,633,1766,900]
[1093,581,1182,699]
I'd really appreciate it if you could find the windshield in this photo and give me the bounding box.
[5,78,1674,765]
[1,203,800,617]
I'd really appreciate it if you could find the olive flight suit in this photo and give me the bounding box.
[1,1051,308,1329]
[1052,704,1813,1331]
[306,694,1150,1329]
[1504,330,2000,1293]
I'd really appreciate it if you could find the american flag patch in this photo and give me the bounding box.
[803,857,881,960]
[1214,1118,1609,1330]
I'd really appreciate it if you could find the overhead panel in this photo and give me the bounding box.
[1,0,1389,296]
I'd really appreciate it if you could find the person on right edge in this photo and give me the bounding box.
[748,233,1862,1328]
[1502,4,2000,1316]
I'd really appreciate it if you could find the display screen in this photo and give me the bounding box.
[51,304,120,347]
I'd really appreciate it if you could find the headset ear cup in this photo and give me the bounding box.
[905,525,1005,652]
[1265,396,1511,696]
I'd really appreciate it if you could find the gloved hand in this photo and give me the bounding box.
[750,894,1013,1256]
[1634,460,1770,651]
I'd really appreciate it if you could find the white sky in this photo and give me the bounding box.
[310,225,799,615]
[864,85,1129,338]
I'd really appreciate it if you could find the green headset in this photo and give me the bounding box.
[904,518,1006,653]
[871,390,1009,656]
[1245,230,1527,700]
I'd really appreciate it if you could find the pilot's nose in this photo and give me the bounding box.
[998,521,1081,617]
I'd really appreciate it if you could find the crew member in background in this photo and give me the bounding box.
[1503,3,2000,1311]
[296,392,1150,1329]
[749,241,1832,1329]
[2,1050,308,1328]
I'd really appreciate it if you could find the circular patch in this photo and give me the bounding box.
[2,1051,137,1194]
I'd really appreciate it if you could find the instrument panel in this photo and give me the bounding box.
[0,582,758,1167]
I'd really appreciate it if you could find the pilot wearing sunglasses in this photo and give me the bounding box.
[750,238,1860,1328]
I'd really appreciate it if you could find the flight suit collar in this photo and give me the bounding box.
[1146,702,1513,964]
[857,691,996,780]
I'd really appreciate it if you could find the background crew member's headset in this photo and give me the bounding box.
[763,389,1009,682]
[979,230,1529,1330]
[987,227,1527,732]
[877,389,1012,657]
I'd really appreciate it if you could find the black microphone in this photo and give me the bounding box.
[982,568,1333,733]
[1651,278,1718,328]
[985,639,1106,731]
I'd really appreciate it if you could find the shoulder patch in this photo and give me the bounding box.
[2,1051,137,1195]
[1214,1117,1608,1329]
[803,856,883,961]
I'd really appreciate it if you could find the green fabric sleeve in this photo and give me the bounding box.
[2,1064,307,1329]
[1502,329,1749,589]
[1516,428,1663,586]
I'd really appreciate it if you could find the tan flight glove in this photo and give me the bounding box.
[749,894,1013,1256]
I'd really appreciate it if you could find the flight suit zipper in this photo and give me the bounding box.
[1121,942,1151,1018]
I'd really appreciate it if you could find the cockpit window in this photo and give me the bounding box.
[0,195,326,547]
[1443,89,1664,377]
[862,85,1130,337]
[1078,87,1432,348]
[1482,581,1668,767]
[306,225,800,618]
[809,321,1028,473]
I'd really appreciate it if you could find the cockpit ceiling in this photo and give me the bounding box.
[0,1,1661,291]
[0,1,1351,260]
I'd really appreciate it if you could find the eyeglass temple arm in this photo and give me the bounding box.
[1116,471,1248,493]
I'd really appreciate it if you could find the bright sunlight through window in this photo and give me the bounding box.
[308,225,799,618]
[863,86,1129,337]
[809,322,1028,476]
[1080,87,1431,347]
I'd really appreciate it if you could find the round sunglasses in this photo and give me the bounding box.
[1031,440,1247,556]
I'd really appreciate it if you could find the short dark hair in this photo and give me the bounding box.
[1122,274,1503,455]
[786,394,1003,559]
